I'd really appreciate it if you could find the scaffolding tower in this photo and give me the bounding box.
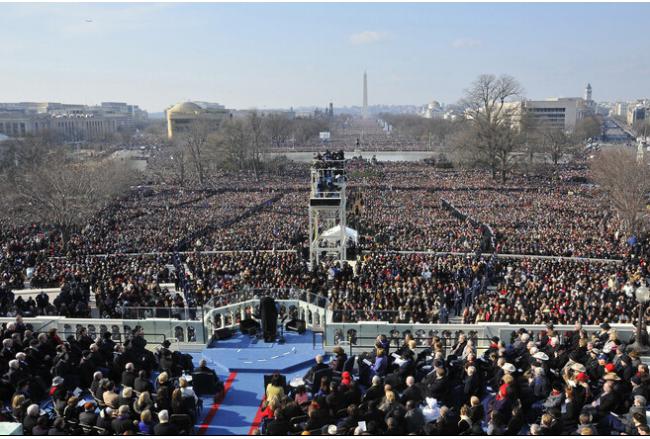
[308,152,347,267]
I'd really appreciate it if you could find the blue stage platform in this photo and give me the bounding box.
[190,329,327,435]
[200,330,326,373]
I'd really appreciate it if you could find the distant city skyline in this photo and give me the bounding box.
[1,3,650,112]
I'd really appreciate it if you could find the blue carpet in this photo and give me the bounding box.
[201,330,325,373]
[200,364,315,436]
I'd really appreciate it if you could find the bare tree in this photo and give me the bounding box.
[541,127,578,166]
[459,74,524,182]
[292,117,329,144]
[219,118,249,171]
[0,133,63,173]
[148,143,189,187]
[2,156,138,245]
[179,120,213,186]
[265,113,292,148]
[575,116,601,142]
[248,111,267,179]
[591,148,650,238]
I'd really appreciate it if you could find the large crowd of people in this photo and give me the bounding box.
[0,317,222,435]
[1,149,650,435]
[257,323,650,435]
[0,158,643,324]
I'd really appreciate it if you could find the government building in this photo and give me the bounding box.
[0,102,147,141]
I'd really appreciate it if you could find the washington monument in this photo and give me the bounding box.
[362,71,368,119]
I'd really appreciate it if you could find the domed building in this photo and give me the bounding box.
[423,100,444,119]
[166,101,230,139]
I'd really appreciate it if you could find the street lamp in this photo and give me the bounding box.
[628,285,650,354]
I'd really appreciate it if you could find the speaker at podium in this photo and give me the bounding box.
[260,296,278,342]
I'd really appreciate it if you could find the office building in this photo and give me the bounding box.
[0,101,146,140]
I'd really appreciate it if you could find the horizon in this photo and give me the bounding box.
[1,3,649,112]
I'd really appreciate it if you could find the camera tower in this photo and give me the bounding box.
[308,152,347,267]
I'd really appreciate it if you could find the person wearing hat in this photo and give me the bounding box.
[502,363,516,374]
[326,424,338,435]
[340,371,352,388]
[98,332,116,363]
[49,376,68,414]
[158,340,174,374]
[591,354,609,381]
[79,402,97,426]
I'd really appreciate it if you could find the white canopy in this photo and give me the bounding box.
[321,225,358,243]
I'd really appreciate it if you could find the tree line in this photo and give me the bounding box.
[383,74,603,182]
[149,111,330,187]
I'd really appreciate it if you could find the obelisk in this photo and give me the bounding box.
[362,71,368,119]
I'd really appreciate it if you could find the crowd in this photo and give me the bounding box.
[349,189,487,253]
[440,187,624,259]
[257,324,650,436]
[464,257,648,325]
[0,316,221,435]
[200,192,308,252]
[0,158,642,325]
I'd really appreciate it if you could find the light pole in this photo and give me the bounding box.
[628,285,650,354]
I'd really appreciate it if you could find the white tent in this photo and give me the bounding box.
[320,225,358,243]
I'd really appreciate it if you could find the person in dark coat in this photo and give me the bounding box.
[425,405,456,435]
[596,381,618,420]
[134,370,154,394]
[121,363,137,388]
[153,410,179,435]
[336,405,360,434]
[401,376,424,405]
[266,410,291,435]
[463,365,480,403]
[22,404,40,435]
[425,367,449,402]
[303,355,329,385]
[79,402,98,426]
[111,405,136,435]
[330,346,347,373]
[505,406,525,435]
[362,375,385,404]
[562,386,581,432]
[95,407,114,434]
[48,417,67,435]
[32,415,50,436]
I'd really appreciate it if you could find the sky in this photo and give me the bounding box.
[1,2,649,113]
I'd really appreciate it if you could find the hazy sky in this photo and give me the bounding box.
[1,2,649,112]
